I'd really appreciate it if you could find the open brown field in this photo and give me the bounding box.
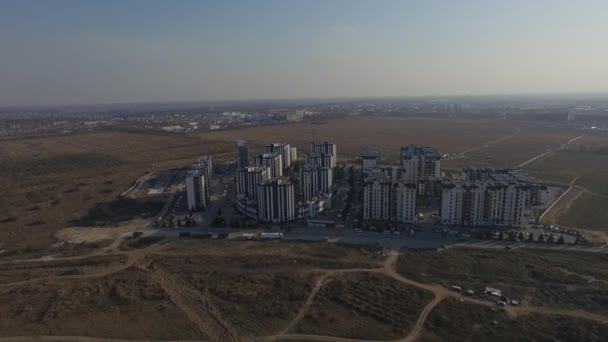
[520,132,608,232]
[523,133,608,194]
[0,239,384,340]
[0,268,207,340]
[293,272,434,340]
[396,247,608,315]
[196,116,518,159]
[441,124,583,170]
[0,130,223,252]
[558,193,608,233]
[422,299,608,342]
[539,187,582,226]
[0,236,606,341]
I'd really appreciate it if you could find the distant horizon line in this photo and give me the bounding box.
[3,91,608,111]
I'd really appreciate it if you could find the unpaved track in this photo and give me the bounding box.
[459,127,521,156]
[278,267,381,335]
[146,267,246,342]
[262,251,608,342]
[3,243,608,342]
[517,134,585,168]
[0,239,166,289]
[400,294,445,342]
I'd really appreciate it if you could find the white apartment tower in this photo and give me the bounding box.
[186,170,208,211]
[264,143,291,170]
[310,142,337,168]
[363,167,416,223]
[236,166,270,199]
[392,182,417,223]
[257,177,296,223]
[290,146,298,162]
[254,153,283,178]
[441,179,529,228]
[400,145,441,183]
[186,155,213,210]
[300,165,333,201]
[363,176,392,221]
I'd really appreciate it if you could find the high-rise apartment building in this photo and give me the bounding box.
[236,140,250,169]
[441,170,532,228]
[257,177,295,223]
[186,170,208,211]
[254,153,283,178]
[310,142,337,167]
[186,155,213,210]
[362,167,416,223]
[264,143,291,170]
[400,145,441,183]
[300,164,333,201]
[236,166,270,199]
[362,145,379,173]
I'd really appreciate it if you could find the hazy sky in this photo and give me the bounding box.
[1,0,607,106]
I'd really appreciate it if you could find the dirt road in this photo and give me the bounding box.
[146,267,245,342]
[261,251,608,342]
[3,241,607,342]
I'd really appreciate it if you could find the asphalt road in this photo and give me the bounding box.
[146,223,607,254]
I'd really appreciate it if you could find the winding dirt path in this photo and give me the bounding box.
[262,251,608,342]
[0,238,166,289]
[400,293,445,342]
[3,243,608,342]
[278,266,382,336]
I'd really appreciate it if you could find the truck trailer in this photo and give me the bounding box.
[260,232,284,240]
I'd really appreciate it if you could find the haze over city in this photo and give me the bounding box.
[2,2,608,342]
[2,0,608,106]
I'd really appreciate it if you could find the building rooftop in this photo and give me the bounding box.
[401,144,441,158]
[363,145,380,157]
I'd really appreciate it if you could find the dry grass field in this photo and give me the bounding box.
[293,272,434,340]
[0,239,385,340]
[524,133,608,194]
[196,116,517,159]
[0,130,224,252]
[0,237,606,341]
[558,193,608,233]
[441,124,582,170]
[396,248,608,315]
[521,132,608,232]
[422,299,608,342]
[0,269,207,340]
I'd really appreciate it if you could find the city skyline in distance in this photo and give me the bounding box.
[2,0,608,106]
